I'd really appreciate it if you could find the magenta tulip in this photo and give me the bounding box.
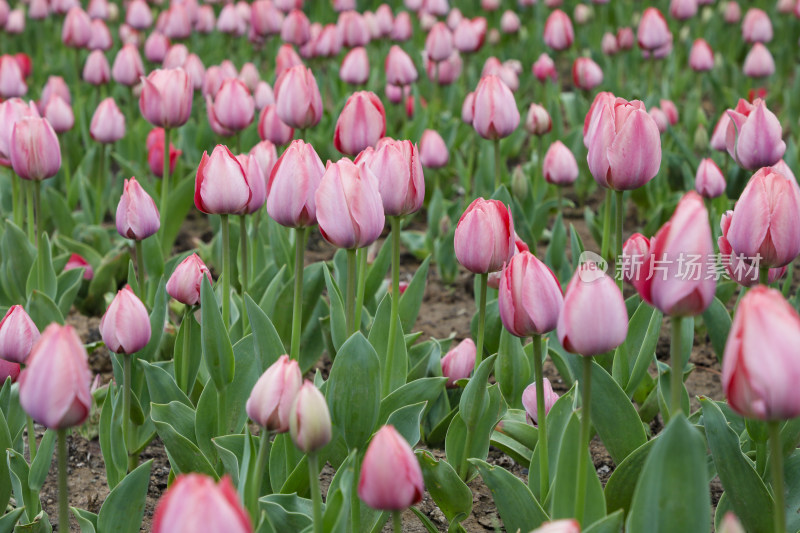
[532,53,557,83]
[522,378,559,425]
[152,474,251,533]
[358,425,424,510]
[10,117,61,180]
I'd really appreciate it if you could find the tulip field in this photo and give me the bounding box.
[3,0,800,530]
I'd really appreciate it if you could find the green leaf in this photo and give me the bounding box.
[151,402,217,477]
[495,330,530,410]
[417,450,472,523]
[385,402,426,448]
[626,415,710,533]
[377,378,447,424]
[469,458,548,532]
[398,255,430,332]
[446,384,506,481]
[367,294,407,396]
[326,333,381,451]
[584,510,624,533]
[245,294,285,371]
[138,360,192,408]
[617,302,662,397]
[0,508,27,533]
[701,398,773,533]
[459,355,497,430]
[55,268,84,317]
[409,508,440,533]
[97,460,152,533]
[590,361,647,464]
[137,281,167,362]
[200,276,235,390]
[98,387,126,489]
[258,497,312,532]
[25,234,57,300]
[25,291,64,330]
[604,439,655,517]
[268,433,304,494]
[322,265,347,353]
[161,173,196,255]
[28,430,56,492]
[171,311,202,397]
[701,298,731,363]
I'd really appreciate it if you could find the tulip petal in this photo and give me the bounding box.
[606,108,661,190]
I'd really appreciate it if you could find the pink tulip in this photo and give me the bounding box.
[531,520,581,533]
[488,233,529,289]
[315,158,385,249]
[162,5,192,39]
[313,25,342,58]
[425,51,462,86]
[340,47,370,85]
[281,9,310,45]
[532,53,557,83]
[238,63,260,93]
[126,0,152,29]
[543,140,578,185]
[10,117,61,180]
[65,253,94,280]
[183,55,205,91]
[718,211,786,287]
[116,177,160,240]
[0,55,26,98]
[522,378,559,425]
[620,233,650,286]
[166,253,212,306]
[0,306,40,365]
[461,91,475,124]
[358,425,424,511]
[573,4,591,24]
[144,32,170,63]
[669,0,697,20]
[147,128,181,178]
[500,10,520,33]
[724,1,741,23]
[251,0,282,37]
[694,158,725,199]
[710,111,731,152]
[637,8,671,52]
[266,139,323,228]
[425,22,454,62]
[660,100,678,125]
[235,153,266,215]
[481,57,518,91]
[258,105,294,146]
[557,262,628,356]
[375,4,394,36]
[722,286,800,420]
[62,7,92,48]
[140,68,194,129]
[254,82,275,111]
[419,129,449,168]
[82,50,110,86]
[0,98,38,165]
[440,338,476,387]
[194,145,251,215]
[152,474,251,533]
[246,354,302,432]
[19,324,92,429]
[586,97,661,190]
[649,107,668,133]
[525,103,552,137]
[0,360,20,383]
[28,0,48,20]
[742,8,772,43]
[333,91,386,156]
[339,10,370,47]
[602,32,619,55]
[4,8,23,34]
[472,75,519,140]
[111,44,144,87]
[250,139,278,179]
[543,9,574,50]
[40,77,71,109]
[616,27,634,49]
[725,99,785,170]
[743,43,775,78]
[499,251,563,337]
[391,11,413,41]
[90,98,125,143]
[385,45,418,86]
[359,138,424,216]
[689,39,714,71]
[208,79,255,133]
[100,285,151,354]
[274,66,322,130]
[633,192,716,316]
[88,19,113,51]
[454,198,514,274]
[216,4,244,35]
[289,381,332,453]
[453,18,484,53]
[572,57,603,90]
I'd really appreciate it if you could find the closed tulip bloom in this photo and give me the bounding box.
[358,425,424,510]
[0,98,39,165]
[209,79,255,132]
[425,22,453,62]
[0,55,26,98]
[4,8,23,34]
[334,91,386,156]
[147,128,181,178]
[616,27,634,49]
[725,99,785,170]
[557,263,628,356]
[743,43,775,78]
[689,39,714,71]
[153,474,251,533]
[281,9,310,45]
[635,192,716,315]
[454,198,514,274]
[543,10,574,50]
[722,286,800,420]
[419,129,449,168]
[375,4,394,35]
[669,0,697,20]
[216,4,244,35]
[250,139,278,179]
[237,62,260,93]
[572,57,603,90]
[439,338,475,387]
[481,57,518,91]
[498,251,563,337]
[500,10,520,33]
[531,520,581,533]
[340,47,370,85]
[19,324,92,429]
[267,139,323,227]
[235,154,266,214]
[583,92,615,147]
[532,53,557,83]
[522,378,559,425]
[587,97,661,190]
[144,32,170,63]
[0,306,39,365]
[289,381,332,453]
[391,11,413,41]
[274,66,322,130]
[126,0,151,29]
[246,355,302,432]
[166,253,212,306]
[361,138,424,216]
[601,32,619,55]
[461,91,475,124]
[251,0,282,37]
[116,177,160,240]
[316,159,385,249]
[183,55,205,90]
[710,111,731,152]
[90,98,125,143]
[111,45,145,87]
[694,158,726,199]
[543,141,578,186]
[10,117,61,180]
[164,45,189,70]
[63,7,92,48]
[637,8,670,51]
[163,6,192,39]
[385,45,418,86]
[718,211,786,287]
[40,76,71,109]
[139,68,194,129]
[724,1,741,23]
[525,103,552,136]
[339,10,370,47]
[425,50,462,86]
[28,0,48,20]
[100,285,151,354]
[259,104,295,145]
[660,100,678,126]
[254,82,275,111]
[649,107,668,133]
[44,97,74,134]
[88,19,112,51]
[275,0,303,11]
[118,24,141,48]
[194,145,251,214]
[621,233,650,285]
[742,8,772,43]
[472,75,519,140]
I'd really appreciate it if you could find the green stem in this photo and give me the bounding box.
[58,429,68,533]
[615,190,624,291]
[179,307,192,394]
[392,510,402,532]
[532,335,549,502]
[26,181,34,243]
[135,240,145,300]
[600,189,612,262]
[159,128,171,255]
[768,421,786,533]
[34,180,43,290]
[309,453,323,533]
[760,266,770,286]
[346,248,357,335]
[95,143,106,224]
[290,227,307,361]
[26,416,37,463]
[575,356,593,525]
[354,247,368,335]
[383,217,401,396]
[240,216,249,294]
[350,455,361,533]
[756,440,767,477]
[493,137,502,192]
[670,316,684,418]
[123,353,136,472]
[221,214,231,327]
[11,171,22,228]
[249,429,271,520]
[475,273,488,370]
[61,134,71,195]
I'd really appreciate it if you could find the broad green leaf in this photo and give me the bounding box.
[245,295,285,371]
[200,277,235,390]
[701,298,731,363]
[28,430,56,492]
[368,294,407,397]
[322,265,347,353]
[584,510,624,533]
[495,330,530,410]
[398,255,430,332]
[417,450,472,523]
[590,361,647,464]
[377,378,447,424]
[151,402,217,477]
[470,458,548,532]
[604,439,655,516]
[385,402,426,448]
[97,460,152,533]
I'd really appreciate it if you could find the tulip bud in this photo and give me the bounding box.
[152,474,252,533]
[718,210,786,287]
[281,9,310,45]
[65,253,94,280]
[0,306,40,365]
[693,123,709,153]
[100,285,151,354]
[10,117,61,181]
[116,177,160,240]
[461,91,475,124]
[267,140,324,228]
[522,378,559,425]
[601,32,619,55]
[0,55,26,98]
[453,17,486,53]
[140,68,194,129]
[723,1,741,23]
[572,57,603,90]
[637,8,671,51]
[419,129,449,169]
[250,140,278,180]
[391,11,412,41]
[385,45,418,86]
[525,103,552,136]
[742,43,775,78]
[542,141,578,186]
[83,50,111,86]
[19,324,92,429]
[543,9,574,50]
[358,425,424,510]
[289,381,332,453]
[689,38,714,71]
[500,10,520,33]
[360,138,424,216]
[472,75,519,140]
[649,107,669,133]
[63,7,92,48]
[511,165,528,199]
[440,338,476,387]
[111,44,144,87]
[90,97,126,143]
[246,355,302,432]
[208,79,255,133]
[88,19,112,51]
[147,128,181,178]
[531,520,581,533]
[43,96,74,134]
[194,145,251,215]
[340,47,370,85]
[333,91,386,156]
[274,66,323,130]
[532,53,557,83]
[167,253,212,306]
[426,22,454,62]
[498,251,563,338]
[710,111,731,152]
[258,105,295,146]
[694,158,725,199]
[718,513,745,533]
[454,198,515,274]
[742,8,772,43]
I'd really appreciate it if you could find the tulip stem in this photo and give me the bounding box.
[615,190,624,291]
[768,421,786,533]
[290,227,307,361]
[57,428,69,533]
[249,429,271,520]
[221,214,231,327]
[34,180,43,291]
[575,355,593,526]
[309,453,323,533]
[159,128,171,247]
[383,216,401,396]
[95,143,106,225]
[759,266,769,286]
[26,416,37,463]
[532,334,549,503]
[670,316,685,418]
[179,307,192,395]
[493,138,502,192]
[392,510,402,532]
[135,240,145,300]
[346,249,357,335]
[240,216,250,336]
[600,189,612,262]
[123,353,136,472]
[354,247,368,337]
[26,181,35,244]
[351,455,361,533]
[11,171,22,229]
[475,273,488,370]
